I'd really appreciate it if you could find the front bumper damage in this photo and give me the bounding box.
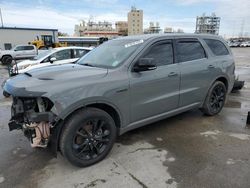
[9,97,58,148]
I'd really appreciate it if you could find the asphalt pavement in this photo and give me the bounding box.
[0,48,250,188]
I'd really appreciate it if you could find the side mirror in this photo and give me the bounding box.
[50,57,57,63]
[133,58,157,72]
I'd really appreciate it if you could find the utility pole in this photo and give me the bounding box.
[0,8,3,27]
[240,19,245,37]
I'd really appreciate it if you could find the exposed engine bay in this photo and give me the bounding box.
[9,97,56,148]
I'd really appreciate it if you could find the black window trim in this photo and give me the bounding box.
[174,38,208,63]
[70,49,74,59]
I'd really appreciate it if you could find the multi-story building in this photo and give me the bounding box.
[127,6,143,36]
[176,28,184,33]
[195,13,220,35]
[115,21,128,36]
[164,27,173,33]
[144,22,161,34]
[74,20,118,38]
[164,27,184,33]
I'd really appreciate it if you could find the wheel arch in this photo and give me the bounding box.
[2,54,13,59]
[51,101,122,154]
[201,75,229,107]
[59,100,122,129]
[215,76,228,91]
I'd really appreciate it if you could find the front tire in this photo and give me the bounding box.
[3,90,10,98]
[201,81,227,116]
[1,56,13,65]
[60,107,117,167]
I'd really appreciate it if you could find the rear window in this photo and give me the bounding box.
[176,40,206,62]
[204,39,229,56]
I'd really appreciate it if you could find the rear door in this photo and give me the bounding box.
[129,40,180,123]
[203,38,235,91]
[23,46,37,58]
[175,38,218,107]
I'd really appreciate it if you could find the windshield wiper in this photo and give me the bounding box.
[81,63,95,67]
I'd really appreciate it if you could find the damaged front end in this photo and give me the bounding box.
[9,97,57,148]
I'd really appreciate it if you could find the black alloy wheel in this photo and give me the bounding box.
[60,107,117,167]
[201,81,227,116]
[72,119,111,160]
[209,84,226,113]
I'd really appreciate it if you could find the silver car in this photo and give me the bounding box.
[4,34,235,167]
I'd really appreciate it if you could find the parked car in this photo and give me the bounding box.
[240,41,250,47]
[4,34,235,167]
[0,45,37,65]
[229,41,241,47]
[10,46,92,76]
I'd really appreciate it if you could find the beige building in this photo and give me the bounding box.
[74,20,118,38]
[164,27,184,33]
[115,21,128,36]
[128,7,143,36]
[164,27,173,33]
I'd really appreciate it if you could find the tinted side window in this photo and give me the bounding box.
[143,43,173,66]
[176,41,206,62]
[15,46,24,51]
[204,39,229,56]
[74,49,88,58]
[53,49,71,60]
[23,46,34,50]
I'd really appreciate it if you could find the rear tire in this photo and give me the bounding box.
[60,107,117,167]
[201,81,227,116]
[1,56,13,65]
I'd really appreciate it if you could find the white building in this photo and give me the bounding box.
[0,27,58,50]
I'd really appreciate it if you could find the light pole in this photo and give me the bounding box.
[0,8,4,27]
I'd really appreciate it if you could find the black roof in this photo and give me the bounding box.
[115,33,223,41]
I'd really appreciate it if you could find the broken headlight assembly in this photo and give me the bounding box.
[9,97,56,148]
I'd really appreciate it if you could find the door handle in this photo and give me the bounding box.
[208,65,215,69]
[168,72,178,77]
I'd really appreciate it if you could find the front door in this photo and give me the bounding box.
[14,46,26,59]
[129,40,180,123]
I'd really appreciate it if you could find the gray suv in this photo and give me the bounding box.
[4,34,235,167]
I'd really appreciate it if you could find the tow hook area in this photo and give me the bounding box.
[25,122,51,148]
[9,97,56,148]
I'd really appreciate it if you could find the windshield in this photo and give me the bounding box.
[33,49,55,60]
[77,39,144,68]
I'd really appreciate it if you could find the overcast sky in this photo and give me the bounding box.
[0,0,249,38]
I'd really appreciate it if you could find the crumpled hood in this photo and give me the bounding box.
[26,63,106,80]
[4,64,108,97]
